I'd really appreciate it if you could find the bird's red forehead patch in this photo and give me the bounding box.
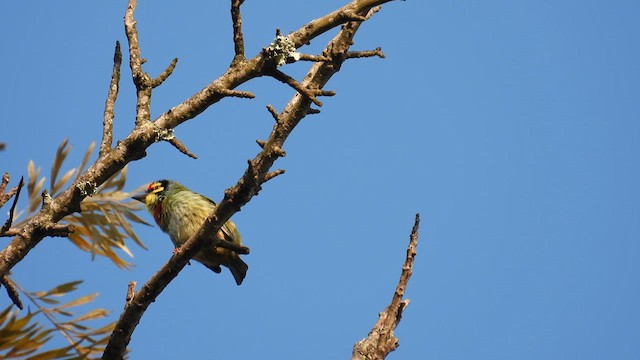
[147,182,164,193]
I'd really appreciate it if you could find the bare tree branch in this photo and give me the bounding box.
[346,47,386,59]
[297,53,332,62]
[215,88,255,98]
[1,177,24,234]
[267,68,330,107]
[124,0,153,128]
[0,173,18,209]
[125,281,137,307]
[352,213,420,360]
[150,58,178,88]
[264,169,286,182]
[0,173,9,197]
[167,137,198,159]
[100,41,122,157]
[230,0,246,64]
[0,274,23,310]
[266,105,281,122]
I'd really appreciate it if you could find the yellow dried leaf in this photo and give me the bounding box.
[46,281,83,297]
[58,294,98,310]
[71,309,109,323]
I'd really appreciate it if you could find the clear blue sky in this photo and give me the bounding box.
[2,1,639,359]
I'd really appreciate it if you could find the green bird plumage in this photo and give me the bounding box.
[133,180,248,285]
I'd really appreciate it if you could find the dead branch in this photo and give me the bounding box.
[150,58,178,88]
[125,281,137,307]
[230,0,246,64]
[267,69,328,107]
[100,41,122,157]
[0,275,23,310]
[266,105,281,122]
[166,137,198,159]
[1,177,24,234]
[297,53,332,62]
[346,47,386,59]
[352,213,420,360]
[0,173,9,199]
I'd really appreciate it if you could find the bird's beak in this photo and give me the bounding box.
[132,194,147,203]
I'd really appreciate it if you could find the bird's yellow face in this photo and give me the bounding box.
[133,180,168,212]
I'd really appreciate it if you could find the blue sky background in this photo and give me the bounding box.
[2,1,640,359]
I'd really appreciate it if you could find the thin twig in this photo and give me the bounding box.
[264,169,285,182]
[0,275,23,310]
[125,281,137,306]
[266,105,280,121]
[213,239,250,255]
[268,69,325,107]
[125,0,152,127]
[0,228,19,237]
[216,88,256,98]
[125,0,145,86]
[346,47,386,59]
[297,53,331,62]
[100,41,122,157]
[0,173,9,198]
[150,58,178,88]
[1,177,24,233]
[352,214,420,360]
[230,0,246,64]
[167,137,198,159]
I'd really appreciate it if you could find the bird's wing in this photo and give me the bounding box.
[203,195,242,245]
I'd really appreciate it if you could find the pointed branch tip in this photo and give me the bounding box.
[167,137,198,159]
[264,169,286,182]
[100,41,123,156]
[1,275,23,310]
[151,58,179,88]
[1,177,24,233]
[217,89,256,99]
[268,69,324,107]
[266,105,280,121]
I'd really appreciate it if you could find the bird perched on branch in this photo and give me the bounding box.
[133,179,248,285]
